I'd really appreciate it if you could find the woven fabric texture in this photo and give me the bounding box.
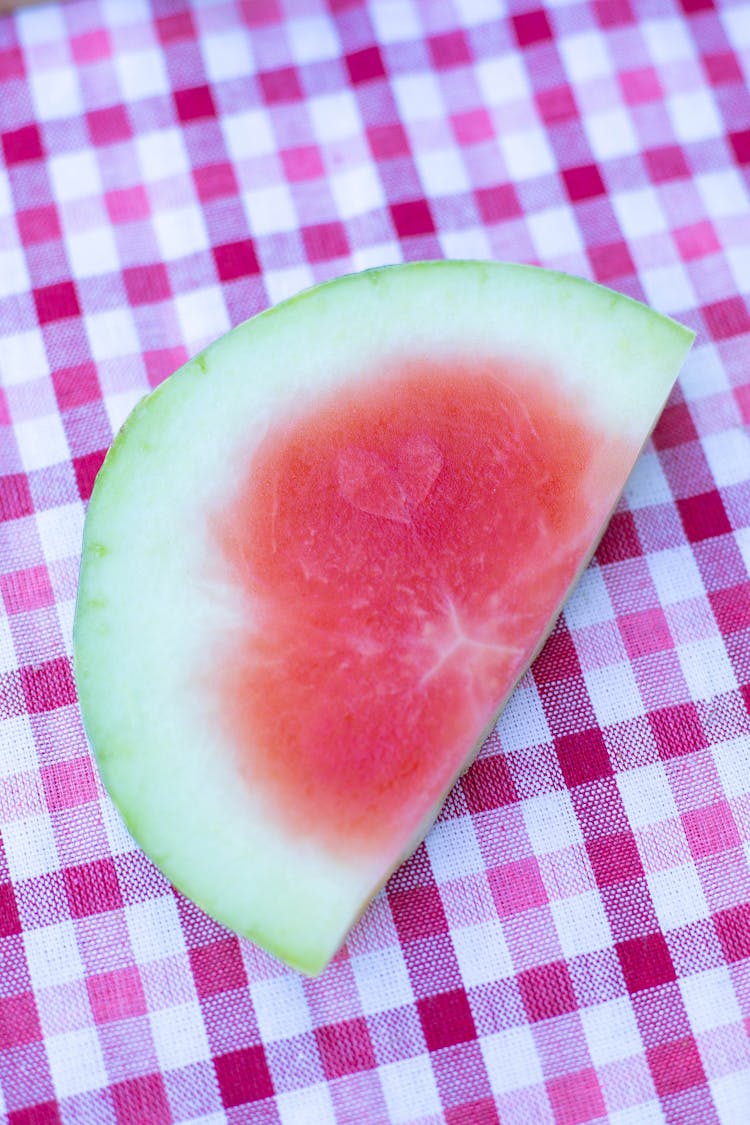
[1,0,750,1122]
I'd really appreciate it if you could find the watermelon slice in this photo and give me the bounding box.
[74,262,694,975]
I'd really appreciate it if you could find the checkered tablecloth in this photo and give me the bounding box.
[1,0,749,1121]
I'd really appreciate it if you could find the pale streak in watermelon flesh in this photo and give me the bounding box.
[74,262,695,975]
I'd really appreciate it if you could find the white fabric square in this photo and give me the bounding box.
[669,91,722,144]
[560,32,611,81]
[86,308,140,361]
[0,169,11,216]
[647,546,704,606]
[679,637,737,701]
[624,450,674,510]
[454,0,503,22]
[24,922,84,990]
[648,864,710,930]
[523,790,583,854]
[251,974,313,1040]
[0,716,37,775]
[711,1070,750,1125]
[153,205,210,260]
[4,813,59,880]
[585,108,639,160]
[380,1056,441,1124]
[501,128,556,180]
[47,1028,108,1099]
[681,966,743,1034]
[565,565,614,629]
[350,243,402,273]
[475,55,531,105]
[497,678,551,752]
[643,18,694,63]
[352,945,414,1014]
[101,793,139,856]
[202,30,254,82]
[617,762,679,828]
[415,148,469,196]
[722,5,750,48]
[243,184,296,235]
[15,416,70,473]
[695,169,748,219]
[612,186,667,240]
[439,229,492,261]
[222,109,276,160]
[330,165,385,219]
[679,344,728,402]
[100,0,150,25]
[581,996,642,1065]
[174,288,230,350]
[126,896,187,962]
[702,428,750,489]
[640,264,695,316]
[287,16,341,62]
[115,47,170,101]
[482,1025,544,1093]
[1,330,49,385]
[452,920,513,987]
[36,504,85,565]
[104,389,147,438]
[727,246,750,300]
[370,1,422,42]
[151,1002,211,1070]
[16,2,66,43]
[552,891,613,958]
[30,67,83,121]
[0,617,17,678]
[713,736,750,800]
[49,150,102,202]
[135,128,190,183]
[585,662,644,727]
[309,92,361,142]
[66,227,120,279]
[528,207,583,260]
[0,249,30,299]
[610,1105,665,1125]
[392,72,444,122]
[427,817,485,882]
[278,1085,336,1125]
[263,265,315,305]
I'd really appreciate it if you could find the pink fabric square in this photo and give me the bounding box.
[674,221,721,261]
[106,187,150,223]
[619,67,662,103]
[489,857,548,917]
[1,566,54,615]
[547,1068,607,1125]
[71,30,111,63]
[41,757,97,811]
[451,109,494,145]
[620,608,673,659]
[683,802,741,859]
[281,145,325,182]
[87,967,147,1024]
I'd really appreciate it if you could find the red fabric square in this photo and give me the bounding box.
[489,857,547,916]
[302,222,348,262]
[680,0,714,9]
[556,728,612,787]
[74,449,107,501]
[194,162,239,202]
[16,205,61,245]
[703,296,750,340]
[518,961,577,1022]
[390,199,435,238]
[652,402,698,449]
[683,801,740,859]
[418,989,476,1051]
[64,858,123,918]
[452,109,494,144]
[52,363,101,412]
[730,128,750,165]
[240,0,282,25]
[0,47,25,80]
[0,883,22,937]
[87,966,147,1023]
[2,124,43,165]
[587,832,645,887]
[476,184,521,224]
[281,145,324,182]
[595,0,634,27]
[533,628,581,683]
[106,186,150,223]
[429,31,471,68]
[645,145,690,183]
[189,938,247,998]
[390,885,448,943]
[259,67,302,104]
[214,1046,274,1107]
[8,1102,62,1125]
[715,902,750,962]
[213,240,260,281]
[650,702,706,759]
[563,164,606,201]
[315,1017,377,1077]
[0,992,42,1050]
[616,932,676,992]
[536,86,578,124]
[512,9,553,46]
[703,52,743,85]
[174,85,216,122]
[620,608,673,658]
[1,565,54,615]
[111,1075,171,1125]
[41,757,97,811]
[589,241,635,282]
[34,281,80,324]
[87,105,131,145]
[367,123,409,159]
[21,657,76,714]
[710,585,750,634]
[462,752,518,812]
[445,1100,499,1125]
[678,490,731,542]
[156,11,195,43]
[346,46,386,84]
[596,511,642,563]
[547,1068,606,1125]
[648,1036,706,1097]
[123,263,170,306]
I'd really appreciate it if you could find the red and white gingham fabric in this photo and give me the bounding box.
[1,0,749,1121]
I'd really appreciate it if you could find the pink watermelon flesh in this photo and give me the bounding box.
[214,355,626,860]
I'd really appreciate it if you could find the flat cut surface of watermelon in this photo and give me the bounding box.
[74,262,694,974]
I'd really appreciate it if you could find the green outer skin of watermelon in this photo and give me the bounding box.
[74,261,695,975]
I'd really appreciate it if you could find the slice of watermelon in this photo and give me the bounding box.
[74,262,694,975]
